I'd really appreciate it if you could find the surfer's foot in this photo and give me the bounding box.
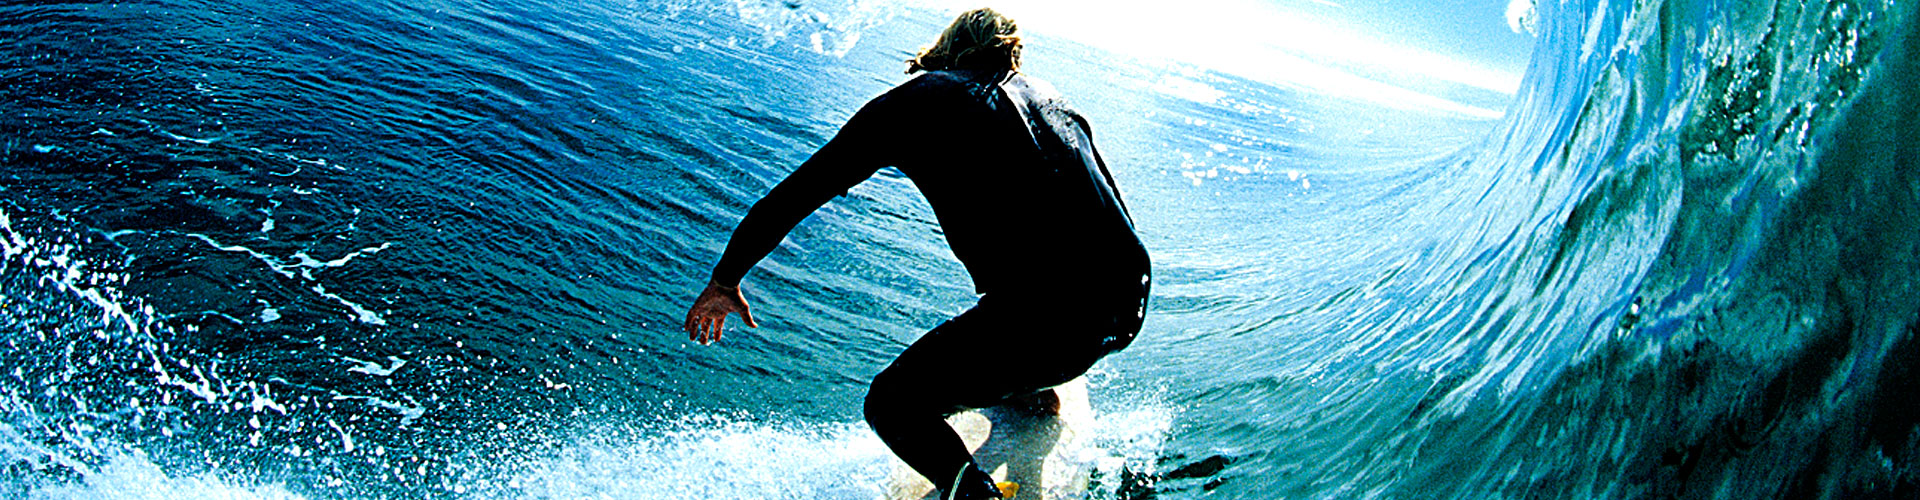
[995,481,1020,499]
[1008,388,1060,415]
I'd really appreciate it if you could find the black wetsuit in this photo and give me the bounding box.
[709,69,1150,497]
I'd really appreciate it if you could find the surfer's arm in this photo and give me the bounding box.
[1071,110,1134,223]
[707,95,898,287]
[686,93,899,344]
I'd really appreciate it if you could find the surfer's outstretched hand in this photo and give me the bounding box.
[685,281,758,345]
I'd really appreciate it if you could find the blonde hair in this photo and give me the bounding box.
[905,8,1022,74]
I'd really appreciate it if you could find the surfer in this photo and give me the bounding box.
[683,8,1149,499]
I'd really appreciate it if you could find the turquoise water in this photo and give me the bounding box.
[2,0,1917,498]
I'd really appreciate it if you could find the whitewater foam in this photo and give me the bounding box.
[484,416,894,499]
[23,452,303,500]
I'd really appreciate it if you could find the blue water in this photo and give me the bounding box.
[3,0,1917,498]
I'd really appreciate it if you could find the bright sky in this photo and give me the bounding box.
[917,0,1530,117]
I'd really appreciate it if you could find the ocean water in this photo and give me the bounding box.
[2,0,1917,498]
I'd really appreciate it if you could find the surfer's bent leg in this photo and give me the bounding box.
[865,292,1143,498]
[865,308,1009,499]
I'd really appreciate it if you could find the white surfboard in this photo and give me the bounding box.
[884,377,1094,499]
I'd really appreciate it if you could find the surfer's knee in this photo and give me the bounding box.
[862,386,889,424]
[865,368,908,421]
[866,366,949,424]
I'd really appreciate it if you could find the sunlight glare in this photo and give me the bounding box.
[920,0,1521,117]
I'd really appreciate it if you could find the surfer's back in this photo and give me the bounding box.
[874,70,1148,295]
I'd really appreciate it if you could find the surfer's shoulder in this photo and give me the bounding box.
[1004,73,1090,130]
[1007,73,1062,101]
[889,70,975,99]
[866,71,994,117]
